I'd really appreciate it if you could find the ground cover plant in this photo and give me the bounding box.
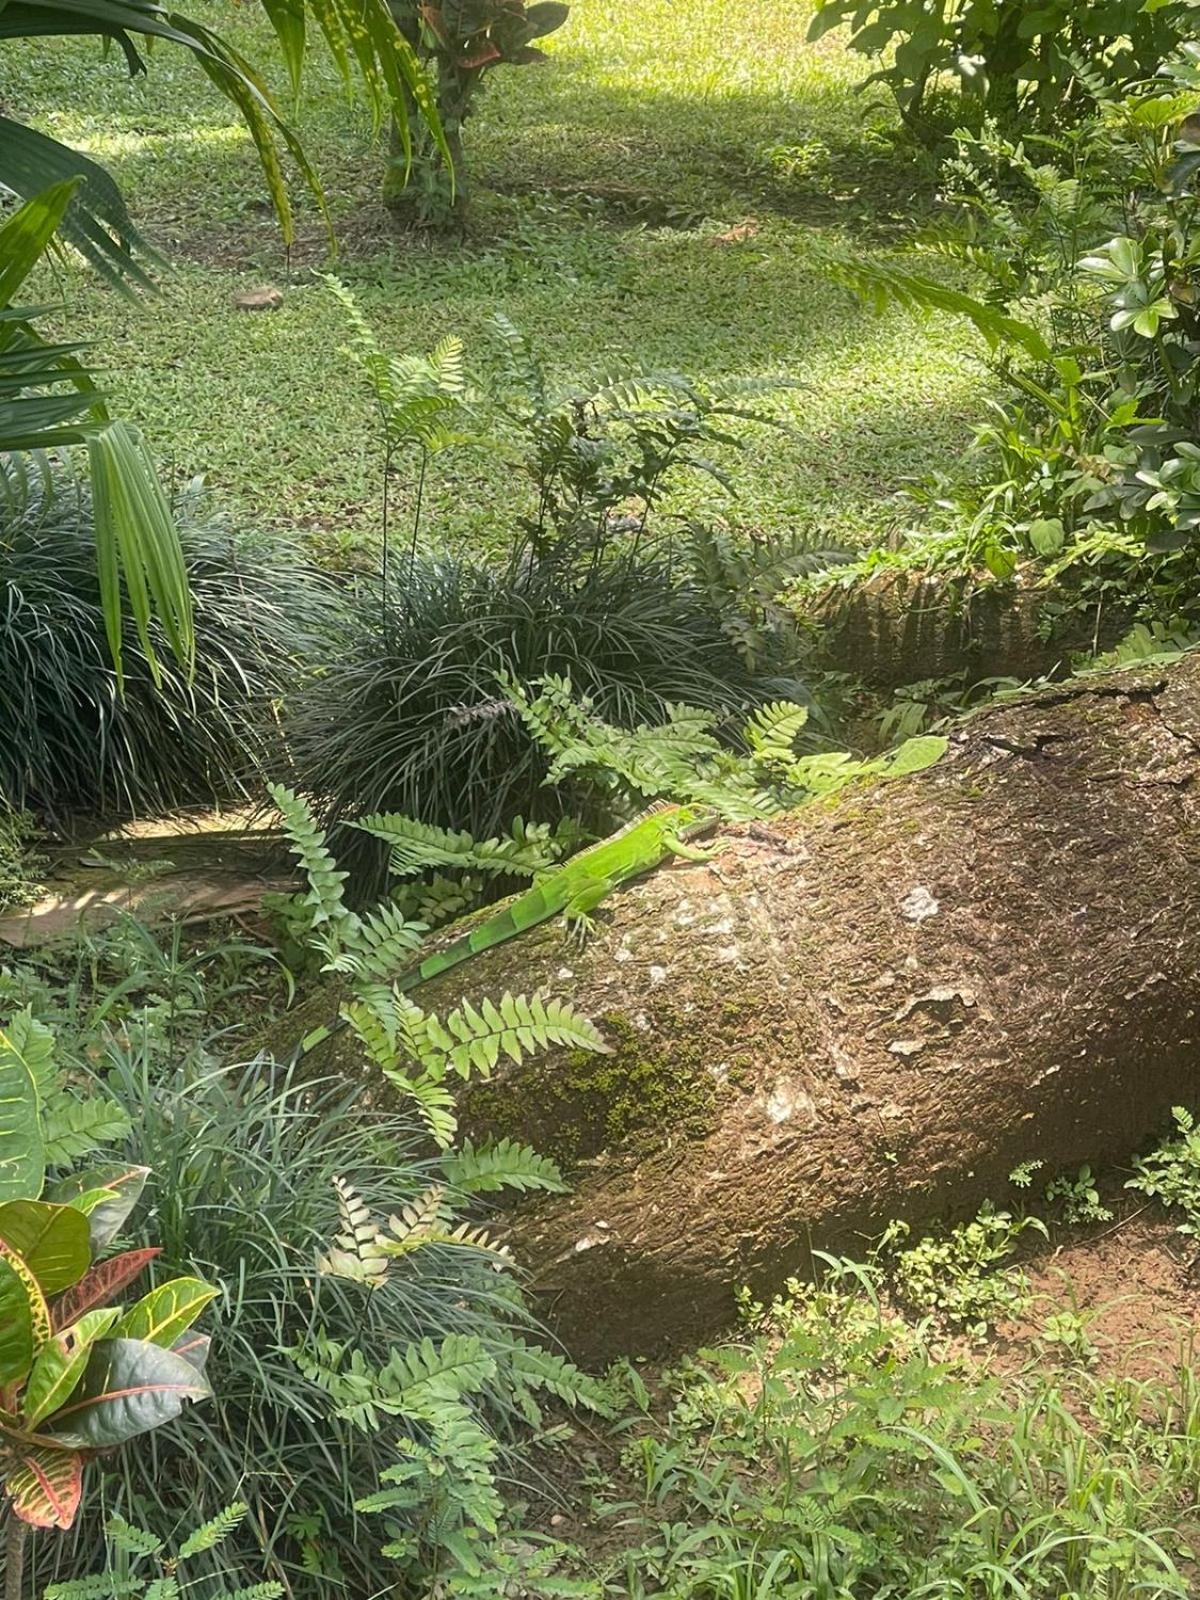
[17,4,1200,1600]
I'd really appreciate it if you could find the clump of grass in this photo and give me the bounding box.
[0,470,344,819]
[285,550,812,885]
[34,1052,558,1598]
[588,1251,1198,1598]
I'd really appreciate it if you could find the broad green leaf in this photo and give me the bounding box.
[1028,517,1066,556]
[0,1200,91,1293]
[23,1308,121,1427]
[112,1278,218,1349]
[0,1254,34,1385]
[884,735,949,777]
[0,1018,45,1203]
[49,1165,149,1250]
[4,1442,83,1529]
[46,1338,211,1448]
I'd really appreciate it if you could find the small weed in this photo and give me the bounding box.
[883,1202,1047,1336]
[1047,1164,1115,1226]
[1128,1107,1200,1234]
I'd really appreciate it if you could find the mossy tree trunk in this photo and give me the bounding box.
[284,656,1200,1362]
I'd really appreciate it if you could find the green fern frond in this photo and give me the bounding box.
[816,248,1051,362]
[41,1091,132,1163]
[402,1075,459,1148]
[104,1516,164,1559]
[380,1334,497,1404]
[745,701,810,772]
[216,1585,286,1600]
[270,783,349,928]
[435,993,609,1079]
[177,1502,249,1560]
[441,1137,566,1196]
[500,1337,614,1415]
[349,902,428,982]
[392,871,485,926]
[142,1580,179,1600]
[44,1578,140,1600]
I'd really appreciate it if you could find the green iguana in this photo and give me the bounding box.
[292,802,721,1062]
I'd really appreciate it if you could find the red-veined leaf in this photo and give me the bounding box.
[51,1247,161,1330]
[4,1442,83,1528]
[171,1332,210,1375]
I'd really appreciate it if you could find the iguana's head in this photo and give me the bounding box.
[670,802,720,840]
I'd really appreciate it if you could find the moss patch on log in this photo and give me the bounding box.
[462,1011,729,1169]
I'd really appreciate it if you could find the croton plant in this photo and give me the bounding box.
[0,1013,214,1531]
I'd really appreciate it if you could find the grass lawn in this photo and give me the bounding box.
[2,0,990,560]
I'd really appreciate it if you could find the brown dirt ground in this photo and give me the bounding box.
[995,1206,1200,1384]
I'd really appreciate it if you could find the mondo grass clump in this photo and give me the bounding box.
[0,470,343,818]
[286,551,813,886]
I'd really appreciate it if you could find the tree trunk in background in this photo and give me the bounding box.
[285,656,1200,1363]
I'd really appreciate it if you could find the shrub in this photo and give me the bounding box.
[34,1051,599,1597]
[809,0,1195,133]
[0,472,343,818]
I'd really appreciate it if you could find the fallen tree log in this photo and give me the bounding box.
[282,655,1200,1362]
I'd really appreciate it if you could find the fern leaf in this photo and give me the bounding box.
[142,1580,180,1600]
[817,248,1051,362]
[104,1516,163,1558]
[216,1585,286,1600]
[44,1579,141,1600]
[318,1177,390,1289]
[441,1138,566,1195]
[437,993,609,1079]
[501,1337,614,1415]
[385,1183,448,1249]
[401,1075,459,1148]
[41,1092,132,1163]
[381,1334,497,1404]
[270,784,348,927]
[350,902,428,982]
[177,1502,248,1560]
[745,700,810,772]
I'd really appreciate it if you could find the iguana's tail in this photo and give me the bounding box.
[286,928,476,1067]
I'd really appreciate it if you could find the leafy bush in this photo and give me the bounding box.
[0,472,343,817]
[384,0,571,222]
[802,64,1200,651]
[0,808,45,914]
[36,1051,601,1598]
[1127,1105,1200,1234]
[809,0,1195,132]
